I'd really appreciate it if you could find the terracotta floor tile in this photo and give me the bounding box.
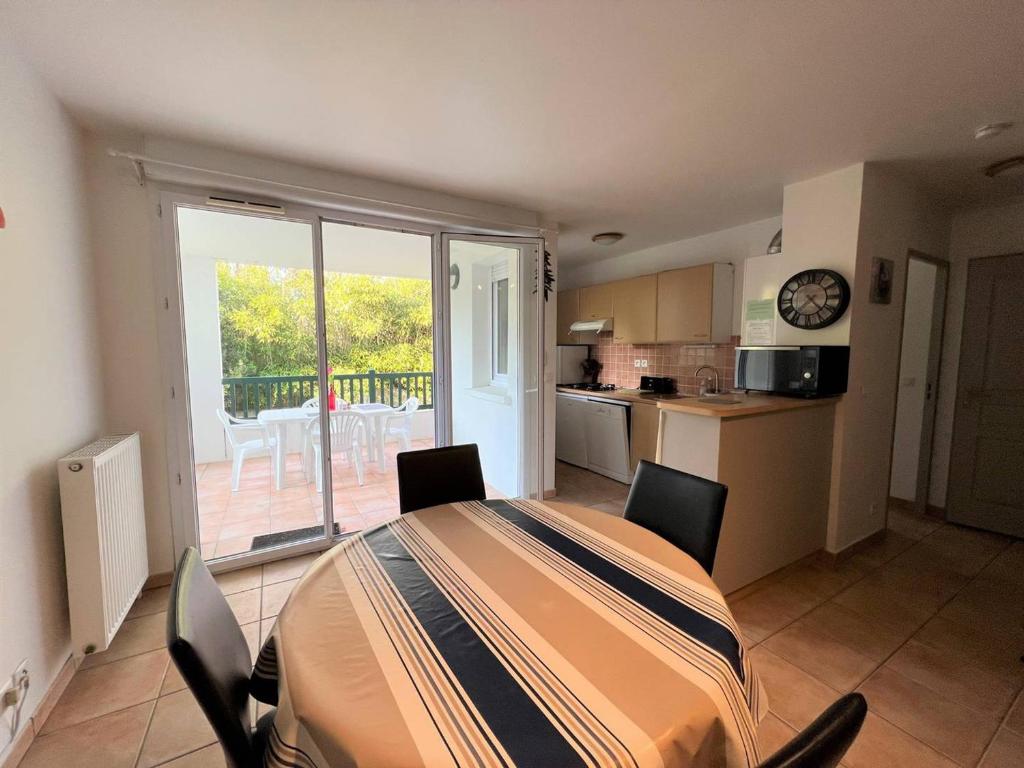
[728,582,822,642]
[160,657,188,696]
[20,701,154,768]
[762,618,879,692]
[912,615,1024,682]
[137,689,217,767]
[41,649,167,734]
[159,743,227,767]
[886,508,943,540]
[978,727,1024,768]
[225,588,261,625]
[1006,691,1024,736]
[917,525,1011,577]
[127,585,171,619]
[830,578,933,636]
[79,612,167,669]
[858,666,1001,766]
[799,602,911,663]
[262,578,299,619]
[756,712,796,759]
[845,531,916,569]
[776,558,868,602]
[590,499,626,517]
[749,647,842,730]
[886,639,1021,718]
[214,536,256,558]
[842,712,959,768]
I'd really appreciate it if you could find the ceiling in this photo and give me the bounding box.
[3,1,1024,266]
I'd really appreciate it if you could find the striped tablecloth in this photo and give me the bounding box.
[255,499,766,768]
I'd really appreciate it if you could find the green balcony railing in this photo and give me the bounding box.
[223,370,433,419]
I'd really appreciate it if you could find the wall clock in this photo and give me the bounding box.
[777,269,850,329]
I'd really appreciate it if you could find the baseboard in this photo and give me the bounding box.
[144,571,173,589]
[925,503,946,520]
[887,496,915,511]
[544,488,557,499]
[823,527,887,566]
[723,549,823,602]
[0,654,77,768]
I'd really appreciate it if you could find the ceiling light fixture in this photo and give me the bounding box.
[984,156,1024,178]
[974,122,1013,140]
[592,232,624,245]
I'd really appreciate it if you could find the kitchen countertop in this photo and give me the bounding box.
[556,386,840,418]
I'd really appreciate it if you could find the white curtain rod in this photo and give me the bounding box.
[106,148,552,234]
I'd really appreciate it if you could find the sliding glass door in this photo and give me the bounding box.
[440,235,545,500]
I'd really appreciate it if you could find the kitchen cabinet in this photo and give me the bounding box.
[611,275,658,344]
[629,402,659,470]
[656,263,733,343]
[579,282,615,320]
[557,288,580,343]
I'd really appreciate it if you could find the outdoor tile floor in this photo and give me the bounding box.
[18,461,1024,767]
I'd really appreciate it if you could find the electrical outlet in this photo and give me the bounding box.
[640,359,649,368]
[633,359,641,368]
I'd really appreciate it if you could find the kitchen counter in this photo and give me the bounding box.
[556,386,840,417]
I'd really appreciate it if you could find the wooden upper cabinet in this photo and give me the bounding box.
[656,264,715,342]
[579,282,615,320]
[556,288,580,343]
[611,275,658,344]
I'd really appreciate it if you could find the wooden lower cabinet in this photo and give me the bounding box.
[629,403,660,471]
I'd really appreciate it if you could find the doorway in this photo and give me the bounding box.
[947,252,1024,537]
[162,193,545,569]
[889,252,948,515]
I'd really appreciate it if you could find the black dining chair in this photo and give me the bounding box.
[166,547,275,768]
[623,460,727,575]
[757,693,867,768]
[396,444,486,513]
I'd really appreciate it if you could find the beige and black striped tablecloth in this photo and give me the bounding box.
[256,499,766,768]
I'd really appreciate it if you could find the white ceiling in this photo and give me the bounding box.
[3,1,1024,266]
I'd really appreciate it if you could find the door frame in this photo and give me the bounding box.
[886,249,949,516]
[154,187,548,570]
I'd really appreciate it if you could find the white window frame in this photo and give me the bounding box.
[490,262,510,387]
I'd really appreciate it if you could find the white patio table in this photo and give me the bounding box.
[349,402,398,471]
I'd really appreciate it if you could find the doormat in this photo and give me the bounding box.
[250,523,342,550]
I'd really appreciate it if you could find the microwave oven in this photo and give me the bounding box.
[735,346,849,397]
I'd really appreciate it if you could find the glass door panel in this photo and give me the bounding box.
[175,204,331,563]
[442,235,544,500]
[320,220,435,533]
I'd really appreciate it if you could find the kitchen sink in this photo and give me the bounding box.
[696,395,742,404]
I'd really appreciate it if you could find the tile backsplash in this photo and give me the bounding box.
[589,333,739,395]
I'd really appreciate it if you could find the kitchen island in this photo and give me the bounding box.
[655,394,839,593]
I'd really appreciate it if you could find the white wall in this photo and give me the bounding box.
[0,40,105,757]
[890,258,938,501]
[560,216,782,335]
[931,196,1024,508]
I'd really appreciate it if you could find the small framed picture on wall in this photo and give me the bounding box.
[870,257,894,304]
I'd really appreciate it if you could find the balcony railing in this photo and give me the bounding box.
[223,370,433,419]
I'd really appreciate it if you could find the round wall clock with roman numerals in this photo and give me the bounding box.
[777,269,850,329]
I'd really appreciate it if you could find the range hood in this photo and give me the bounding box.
[569,318,613,333]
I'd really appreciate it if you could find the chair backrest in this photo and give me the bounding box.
[402,396,420,413]
[623,460,727,575]
[330,411,364,450]
[757,693,867,768]
[216,409,245,450]
[166,547,257,768]
[301,398,318,410]
[396,444,486,513]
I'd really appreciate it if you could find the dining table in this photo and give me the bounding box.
[257,403,398,489]
[252,499,766,768]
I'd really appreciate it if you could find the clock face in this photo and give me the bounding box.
[777,269,850,329]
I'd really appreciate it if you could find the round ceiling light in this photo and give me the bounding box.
[592,232,624,245]
[974,122,1013,140]
[984,156,1024,178]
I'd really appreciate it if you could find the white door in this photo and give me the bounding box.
[439,235,545,499]
[555,394,588,467]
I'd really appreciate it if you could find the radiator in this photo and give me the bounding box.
[58,433,149,656]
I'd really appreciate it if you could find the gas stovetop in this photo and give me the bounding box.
[561,383,617,392]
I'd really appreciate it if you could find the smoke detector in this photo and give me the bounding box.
[592,232,624,245]
[984,156,1024,178]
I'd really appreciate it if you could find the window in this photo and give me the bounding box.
[491,264,509,385]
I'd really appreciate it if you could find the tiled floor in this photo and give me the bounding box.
[20,462,1023,767]
[195,437,435,559]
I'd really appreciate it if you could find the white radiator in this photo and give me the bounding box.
[58,433,149,656]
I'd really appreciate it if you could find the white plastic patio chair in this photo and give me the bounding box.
[216,409,277,492]
[304,411,366,492]
[384,397,419,452]
[301,397,319,410]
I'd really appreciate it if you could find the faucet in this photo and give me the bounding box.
[694,365,720,396]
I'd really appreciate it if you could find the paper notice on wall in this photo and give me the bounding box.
[744,299,776,345]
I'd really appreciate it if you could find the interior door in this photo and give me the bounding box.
[947,252,1024,536]
[439,234,545,499]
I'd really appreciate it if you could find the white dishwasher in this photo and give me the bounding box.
[582,397,632,483]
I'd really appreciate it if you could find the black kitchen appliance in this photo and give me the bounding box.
[735,346,849,397]
[639,375,676,394]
